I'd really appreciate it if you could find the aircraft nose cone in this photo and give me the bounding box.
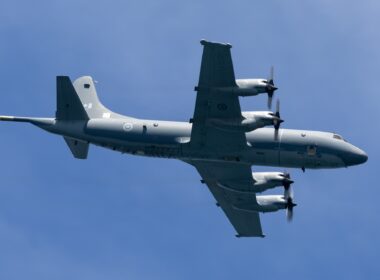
[356,149,368,164]
[343,146,368,166]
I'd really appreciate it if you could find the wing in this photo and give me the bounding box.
[190,40,246,154]
[197,40,236,88]
[190,160,264,237]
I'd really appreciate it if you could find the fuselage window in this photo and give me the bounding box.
[307,145,317,156]
[84,83,91,89]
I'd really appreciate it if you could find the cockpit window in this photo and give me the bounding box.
[333,134,343,140]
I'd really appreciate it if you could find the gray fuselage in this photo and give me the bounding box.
[38,116,367,169]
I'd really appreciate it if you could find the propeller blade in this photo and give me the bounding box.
[285,197,296,222]
[274,127,279,141]
[286,207,294,222]
[276,99,280,116]
[281,171,294,190]
[273,99,283,140]
[285,186,294,200]
[269,66,274,85]
[266,66,277,109]
[267,94,273,109]
[282,171,290,179]
[283,174,294,200]
[281,171,296,222]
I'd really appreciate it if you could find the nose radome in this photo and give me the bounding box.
[357,148,368,164]
[346,146,368,166]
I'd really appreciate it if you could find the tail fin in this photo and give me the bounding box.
[57,76,119,160]
[56,76,89,121]
[72,76,115,119]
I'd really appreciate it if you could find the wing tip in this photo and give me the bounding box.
[200,39,232,48]
[235,234,266,238]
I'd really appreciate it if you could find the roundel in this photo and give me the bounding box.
[123,122,133,131]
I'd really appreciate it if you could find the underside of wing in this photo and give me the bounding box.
[189,40,246,153]
[190,160,264,237]
[197,40,236,88]
[207,180,264,237]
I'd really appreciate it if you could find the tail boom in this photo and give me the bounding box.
[0,115,55,126]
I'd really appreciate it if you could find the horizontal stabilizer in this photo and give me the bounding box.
[63,137,89,159]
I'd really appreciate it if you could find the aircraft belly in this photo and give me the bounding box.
[278,150,304,168]
[315,153,345,168]
[250,149,280,166]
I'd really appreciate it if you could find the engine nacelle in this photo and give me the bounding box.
[216,171,293,194]
[242,111,278,131]
[208,111,277,133]
[195,78,276,99]
[256,195,287,212]
[252,172,291,193]
[234,79,268,97]
[232,195,286,213]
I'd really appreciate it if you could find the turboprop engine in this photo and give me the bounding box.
[234,67,278,109]
[216,171,294,196]
[256,195,288,212]
[257,194,296,221]
[235,79,272,96]
[233,194,296,221]
[209,110,283,133]
[252,172,294,193]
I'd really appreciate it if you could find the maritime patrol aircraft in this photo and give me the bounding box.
[0,40,367,237]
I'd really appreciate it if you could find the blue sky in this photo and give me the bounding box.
[0,0,378,279]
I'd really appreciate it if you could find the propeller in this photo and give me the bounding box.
[280,172,294,199]
[271,99,283,140]
[280,172,296,221]
[286,197,296,222]
[265,66,278,109]
[284,189,296,222]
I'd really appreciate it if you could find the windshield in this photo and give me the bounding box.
[333,134,346,142]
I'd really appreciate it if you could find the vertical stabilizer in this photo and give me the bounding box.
[56,76,89,121]
[73,76,114,119]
